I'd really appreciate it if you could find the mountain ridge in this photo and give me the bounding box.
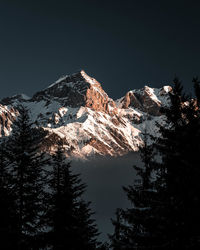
[0,70,171,159]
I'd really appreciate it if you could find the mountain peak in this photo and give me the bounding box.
[116,85,171,116]
[32,70,116,113]
[0,71,172,159]
[78,70,96,85]
[47,70,96,89]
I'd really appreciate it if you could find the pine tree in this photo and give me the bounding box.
[148,78,187,248]
[109,130,159,249]
[45,145,99,250]
[152,77,200,248]
[4,105,48,249]
[75,200,100,250]
[110,77,200,249]
[177,77,200,247]
[109,208,124,250]
[0,139,18,249]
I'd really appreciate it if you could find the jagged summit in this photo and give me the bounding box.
[47,70,96,89]
[32,70,116,113]
[116,85,171,116]
[0,71,171,159]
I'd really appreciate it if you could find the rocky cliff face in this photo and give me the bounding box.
[117,85,172,116]
[0,105,18,136]
[0,70,171,159]
[32,70,116,114]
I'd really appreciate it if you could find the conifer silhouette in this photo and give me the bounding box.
[4,105,48,249]
[45,145,100,250]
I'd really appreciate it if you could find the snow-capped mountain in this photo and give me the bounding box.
[0,70,171,159]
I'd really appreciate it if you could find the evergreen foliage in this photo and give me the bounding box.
[109,130,159,249]
[45,145,100,250]
[0,106,103,249]
[0,140,18,249]
[154,78,200,248]
[110,78,200,249]
[4,105,48,249]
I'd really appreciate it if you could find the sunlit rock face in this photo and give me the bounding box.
[0,70,171,159]
[32,70,116,114]
[0,105,18,136]
[117,85,172,116]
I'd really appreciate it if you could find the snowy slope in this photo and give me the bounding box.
[0,70,171,159]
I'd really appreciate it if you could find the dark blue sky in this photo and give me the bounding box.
[0,0,200,99]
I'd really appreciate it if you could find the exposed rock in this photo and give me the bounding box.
[118,85,171,116]
[122,91,142,109]
[0,70,171,159]
[32,70,116,115]
[0,105,18,136]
